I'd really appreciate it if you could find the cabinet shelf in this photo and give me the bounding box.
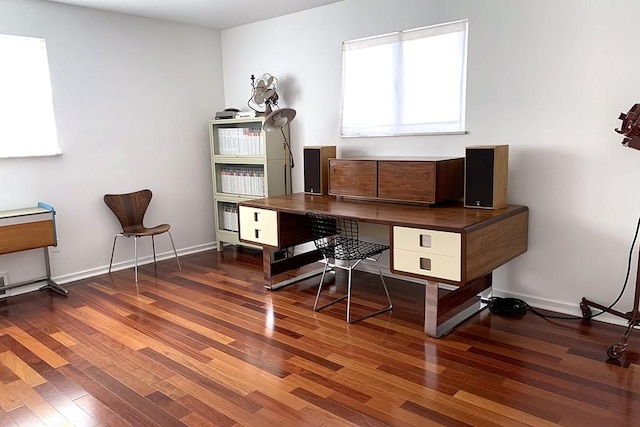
[209,117,290,251]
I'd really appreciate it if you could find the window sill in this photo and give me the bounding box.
[0,151,63,159]
[341,130,468,138]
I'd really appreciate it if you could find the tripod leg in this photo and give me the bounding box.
[607,319,637,359]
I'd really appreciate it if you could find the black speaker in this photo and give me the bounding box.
[464,145,508,209]
[304,146,336,195]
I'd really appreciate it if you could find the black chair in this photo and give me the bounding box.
[306,212,392,323]
[104,189,181,282]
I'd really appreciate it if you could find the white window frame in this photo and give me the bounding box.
[0,33,61,158]
[340,19,468,137]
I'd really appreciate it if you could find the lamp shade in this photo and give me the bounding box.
[263,108,296,132]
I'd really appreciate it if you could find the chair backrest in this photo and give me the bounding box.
[306,212,359,259]
[104,189,153,233]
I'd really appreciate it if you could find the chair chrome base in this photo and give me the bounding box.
[313,255,393,324]
[108,231,181,282]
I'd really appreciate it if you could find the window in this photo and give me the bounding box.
[0,34,61,158]
[340,19,468,137]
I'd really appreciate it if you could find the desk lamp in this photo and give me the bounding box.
[580,103,640,359]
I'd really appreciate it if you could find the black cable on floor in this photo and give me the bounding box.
[486,296,583,320]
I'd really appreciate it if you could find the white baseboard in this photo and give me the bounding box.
[53,242,218,285]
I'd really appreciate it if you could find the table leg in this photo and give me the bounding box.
[424,274,492,337]
[39,247,68,296]
[262,247,324,290]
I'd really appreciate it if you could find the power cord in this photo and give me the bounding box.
[485,296,582,320]
[485,215,640,322]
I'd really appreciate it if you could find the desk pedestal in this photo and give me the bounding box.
[426,274,492,337]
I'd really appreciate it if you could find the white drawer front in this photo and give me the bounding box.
[393,226,461,257]
[239,206,278,247]
[393,248,461,281]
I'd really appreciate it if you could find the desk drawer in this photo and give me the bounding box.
[393,248,461,281]
[393,226,461,256]
[239,206,278,247]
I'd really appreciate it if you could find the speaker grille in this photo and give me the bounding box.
[304,148,321,194]
[465,148,495,208]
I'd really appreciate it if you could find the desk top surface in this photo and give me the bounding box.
[239,193,528,232]
[0,207,51,219]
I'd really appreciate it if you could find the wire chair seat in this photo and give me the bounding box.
[316,236,389,261]
[307,212,393,323]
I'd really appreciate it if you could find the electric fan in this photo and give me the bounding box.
[250,73,279,113]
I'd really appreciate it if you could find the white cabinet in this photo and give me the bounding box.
[392,226,462,282]
[238,206,279,247]
[209,117,289,250]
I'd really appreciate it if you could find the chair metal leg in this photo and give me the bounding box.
[151,235,157,265]
[313,255,392,323]
[346,257,393,324]
[346,263,354,322]
[167,231,181,270]
[134,236,139,283]
[314,258,346,312]
[108,235,120,273]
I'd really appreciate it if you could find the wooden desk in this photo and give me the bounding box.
[0,203,68,296]
[238,193,528,337]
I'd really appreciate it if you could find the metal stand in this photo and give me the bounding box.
[1,247,68,297]
[281,127,293,195]
[580,254,640,359]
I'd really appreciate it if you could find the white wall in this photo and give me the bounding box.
[221,0,640,321]
[0,0,224,288]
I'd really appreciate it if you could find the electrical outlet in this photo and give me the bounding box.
[0,272,8,295]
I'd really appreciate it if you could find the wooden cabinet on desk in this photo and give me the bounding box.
[329,157,464,204]
[209,117,290,250]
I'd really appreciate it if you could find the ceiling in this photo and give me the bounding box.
[45,0,344,30]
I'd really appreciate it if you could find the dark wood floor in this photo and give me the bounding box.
[0,247,639,426]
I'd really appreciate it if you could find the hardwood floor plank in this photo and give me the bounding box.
[145,390,192,420]
[291,386,399,427]
[4,379,66,426]
[32,381,97,427]
[138,347,261,413]
[6,404,46,427]
[399,398,477,427]
[175,393,236,427]
[58,364,160,427]
[246,390,326,427]
[0,380,23,412]
[167,374,263,426]
[82,365,188,427]
[73,392,132,427]
[0,349,46,387]
[453,389,560,427]
[0,358,20,385]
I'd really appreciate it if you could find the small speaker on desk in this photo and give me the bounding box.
[304,146,336,195]
[464,145,509,209]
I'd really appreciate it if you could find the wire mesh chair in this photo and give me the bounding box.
[306,212,392,323]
